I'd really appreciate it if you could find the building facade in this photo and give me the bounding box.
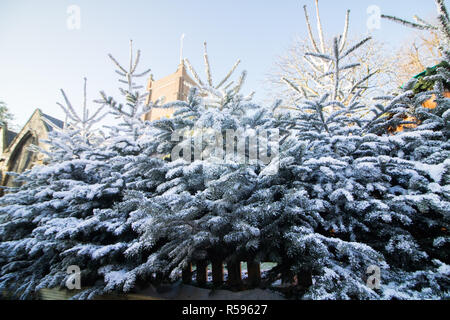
[143,62,196,121]
[0,109,64,189]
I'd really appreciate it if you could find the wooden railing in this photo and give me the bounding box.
[181,260,262,288]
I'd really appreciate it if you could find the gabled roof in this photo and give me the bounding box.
[2,109,64,154]
[41,112,64,131]
[6,129,17,147]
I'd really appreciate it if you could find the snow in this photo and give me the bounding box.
[437,263,450,275]
[414,160,447,183]
[381,282,414,300]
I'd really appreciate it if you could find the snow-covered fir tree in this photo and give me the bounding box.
[54,42,169,299]
[256,0,450,298]
[68,41,173,298]
[0,79,122,299]
[116,48,275,286]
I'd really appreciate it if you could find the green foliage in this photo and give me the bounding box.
[412,61,450,94]
[0,101,14,126]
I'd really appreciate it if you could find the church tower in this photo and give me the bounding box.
[143,61,197,121]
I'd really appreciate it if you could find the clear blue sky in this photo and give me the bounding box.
[0,0,444,128]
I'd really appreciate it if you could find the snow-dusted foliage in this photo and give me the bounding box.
[73,42,169,298]
[114,83,274,288]
[0,42,165,299]
[0,79,121,299]
[183,42,255,108]
[257,0,449,299]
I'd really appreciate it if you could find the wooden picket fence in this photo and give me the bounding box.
[181,260,262,288]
